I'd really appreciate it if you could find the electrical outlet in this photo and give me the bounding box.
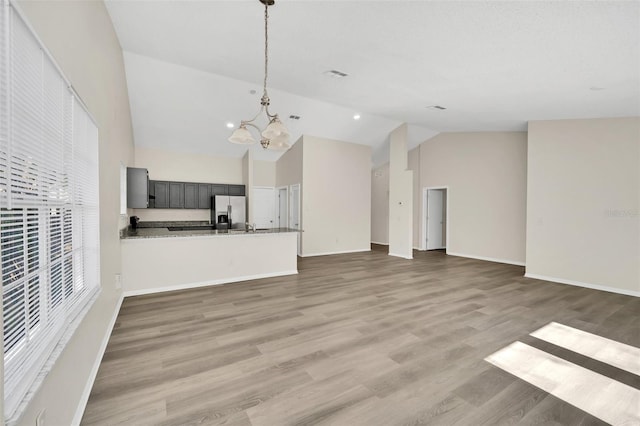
[36,409,45,426]
[115,273,122,290]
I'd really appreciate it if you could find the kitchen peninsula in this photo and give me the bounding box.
[120,221,299,296]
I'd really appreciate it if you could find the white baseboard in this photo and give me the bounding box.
[123,270,299,297]
[524,273,640,298]
[388,252,413,260]
[72,292,124,426]
[371,241,389,246]
[446,251,525,266]
[300,249,371,258]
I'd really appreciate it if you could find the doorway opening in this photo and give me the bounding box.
[422,187,448,251]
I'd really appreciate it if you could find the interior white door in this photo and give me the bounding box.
[289,184,301,255]
[427,189,444,250]
[278,187,288,228]
[252,188,276,229]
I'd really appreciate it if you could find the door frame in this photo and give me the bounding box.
[276,186,289,228]
[422,186,449,251]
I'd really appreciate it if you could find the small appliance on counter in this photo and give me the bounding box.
[211,195,246,229]
[129,216,140,230]
[217,214,229,230]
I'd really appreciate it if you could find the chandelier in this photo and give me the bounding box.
[228,0,291,151]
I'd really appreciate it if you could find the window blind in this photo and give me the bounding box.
[1,1,100,420]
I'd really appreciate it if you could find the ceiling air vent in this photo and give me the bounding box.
[323,70,349,79]
[289,115,301,120]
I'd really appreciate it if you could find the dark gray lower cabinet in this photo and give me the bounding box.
[169,182,184,208]
[198,184,212,209]
[153,181,169,208]
[184,183,198,209]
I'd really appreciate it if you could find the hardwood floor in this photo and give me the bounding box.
[82,246,639,425]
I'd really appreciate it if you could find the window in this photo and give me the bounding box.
[1,2,100,420]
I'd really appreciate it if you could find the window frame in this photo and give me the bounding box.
[1,1,102,422]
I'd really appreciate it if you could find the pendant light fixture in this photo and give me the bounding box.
[228,0,291,151]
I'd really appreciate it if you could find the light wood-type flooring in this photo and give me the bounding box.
[82,246,639,425]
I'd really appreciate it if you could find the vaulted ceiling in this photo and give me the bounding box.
[105,1,640,163]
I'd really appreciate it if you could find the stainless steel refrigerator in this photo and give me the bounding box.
[212,195,246,229]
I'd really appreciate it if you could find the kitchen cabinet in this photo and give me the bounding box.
[198,184,212,209]
[228,184,246,196]
[211,184,228,196]
[146,180,244,209]
[169,182,184,208]
[126,167,149,208]
[184,183,198,209]
[153,181,169,208]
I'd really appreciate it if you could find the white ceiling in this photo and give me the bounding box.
[106,1,640,163]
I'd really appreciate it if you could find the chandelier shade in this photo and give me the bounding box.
[227,0,291,151]
[229,125,256,145]
[261,117,290,142]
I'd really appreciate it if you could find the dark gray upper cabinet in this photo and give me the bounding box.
[169,182,184,208]
[228,185,246,196]
[211,184,228,196]
[153,181,169,208]
[184,183,198,209]
[126,167,149,208]
[198,184,212,209]
[146,179,245,209]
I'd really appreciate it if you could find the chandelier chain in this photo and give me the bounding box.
[228,0,290,151]
[263,3,269,98]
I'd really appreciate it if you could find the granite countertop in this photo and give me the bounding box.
[121,221,300,240]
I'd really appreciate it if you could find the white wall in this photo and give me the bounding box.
[526,117,640,295]
[373,131,527,262]
[122,233,297,295]
[135,146,243,183]
[302,136,372,256]
[13,1,135,425]
[254,160,276,187]
[275,137,303,188]
[388,125,414,259]
[133,146,243,222]
[419,132,527,265]
[371,164,389,245]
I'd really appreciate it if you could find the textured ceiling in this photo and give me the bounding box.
[106,1,640,162]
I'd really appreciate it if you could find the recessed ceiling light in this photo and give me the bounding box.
[426,105,447,110]
[226,122,235,128]
[353,114,361,120]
